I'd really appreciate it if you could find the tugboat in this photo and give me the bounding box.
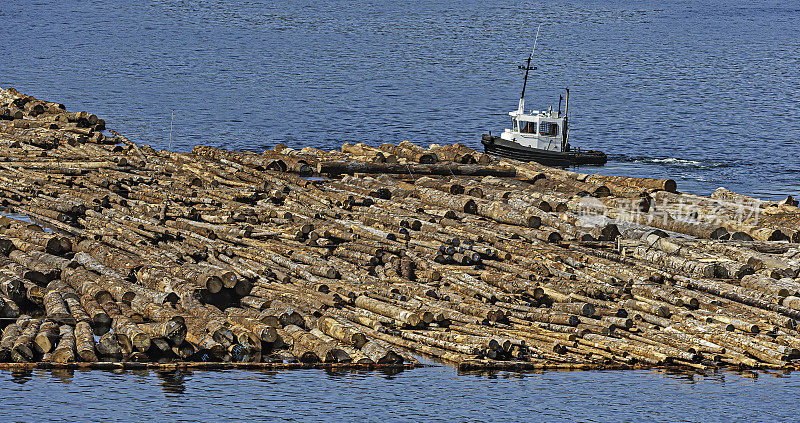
[482,30,607,167]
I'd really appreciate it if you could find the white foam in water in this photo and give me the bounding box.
[640,158,702,166]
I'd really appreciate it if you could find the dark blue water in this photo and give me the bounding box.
[1,365,798,422]
[2,1,800,419]
[2,0,799,199]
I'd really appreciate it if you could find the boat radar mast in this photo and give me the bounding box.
[517,24,541,114]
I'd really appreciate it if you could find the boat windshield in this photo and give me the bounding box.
[540,122,559,136]
[519,121,536,134]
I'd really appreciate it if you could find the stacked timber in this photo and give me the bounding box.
[2,86,800,372]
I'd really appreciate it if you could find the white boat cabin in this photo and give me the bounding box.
[501,106,567,152]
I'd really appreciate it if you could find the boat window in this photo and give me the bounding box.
[519,121,536,134]
[539,122,559,136]
[512,119,518,131]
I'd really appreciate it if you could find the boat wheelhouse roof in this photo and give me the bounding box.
[509,110,562,120]
[509,110,540,117]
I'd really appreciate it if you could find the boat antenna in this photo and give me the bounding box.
[518,24,541,114]
[558,94,563,116]
[563,87,570,151]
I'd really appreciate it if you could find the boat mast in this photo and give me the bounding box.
[517,24,541,114]
[563,87,570,151]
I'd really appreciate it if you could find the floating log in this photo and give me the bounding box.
[12,318,41,362]
[2,86,800,372]
[51,325,76,363]
[283,324,350,363]
[317,161,515,177]
[33,320,60,354]
[75,321,98,362]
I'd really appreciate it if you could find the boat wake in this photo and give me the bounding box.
[611,155,735,169]
[644,157,702,166]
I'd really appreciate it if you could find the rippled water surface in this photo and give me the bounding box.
[1,366,798,422]
[2,0,799,199]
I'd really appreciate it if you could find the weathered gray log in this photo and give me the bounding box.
[740,274,798,298]
[711,187,767,208]
[341,142,394,163]
[378,141,437,164]
[95,332,123,358]
[583,174,677,193]
[624,299,671,318]
[74,321,98,361]
[112,315,151,352]
[225,312,278,343]
[360,340,403,364]
[0,323,22,361]
[473,198,541,228]
[283,324,350,363]
[44,290,75,325]
[354,295,422,327]
[33,320,60,354]
[139,319,187,347]
[551,302,595,317]
[62,267,113,303]
[11,318,41,362]
[80,295,111,334]
[262,300,306,327]
[318,161,515,177]
[2,227,71,255]
[317,315,368,348]
[51,325,76,363]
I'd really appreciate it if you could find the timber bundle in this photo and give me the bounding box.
[2,87,800,372]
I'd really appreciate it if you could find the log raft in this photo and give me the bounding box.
[2,86,800,372]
